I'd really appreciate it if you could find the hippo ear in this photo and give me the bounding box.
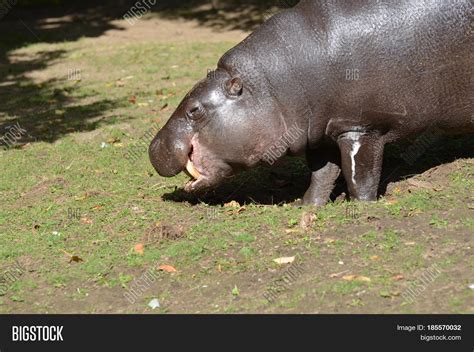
[225,77,243,96]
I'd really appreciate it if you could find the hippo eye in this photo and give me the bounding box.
[186,102,205,120]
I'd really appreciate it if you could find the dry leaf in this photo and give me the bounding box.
[156,90,175,101]
[74,192,89,200]
[134,243,144,255]
[284,228,300,234]
[224,201,240,208]
[69,255,84,263]
[158,264,177,273]
[407,209,422,217]
[329,270,349,278]
[392,274,404,281]
[370,255,380,261]
[300,212,316,231]
[323,238,336,244]
[61,249,84,263]
[107,136,120,144]
[225,204,246,215]
[80,217,93,225]
[342,275,371,282]
[273,256,295,265]
[129,96,137,104]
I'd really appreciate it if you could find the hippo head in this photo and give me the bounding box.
[149,68,284,192]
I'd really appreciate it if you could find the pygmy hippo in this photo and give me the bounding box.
[149,0,473,205]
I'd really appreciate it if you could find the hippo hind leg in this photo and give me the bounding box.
[337,132,385,201]
[301,145,341,206]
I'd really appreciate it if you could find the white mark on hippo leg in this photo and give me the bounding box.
[350,140,361,185]
[345,132,363,185]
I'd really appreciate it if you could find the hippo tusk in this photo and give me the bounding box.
[186,159,201,180]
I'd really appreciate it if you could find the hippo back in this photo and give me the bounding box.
[218,0,473,139]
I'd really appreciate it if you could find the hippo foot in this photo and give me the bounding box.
[301,196,329,206]
[292,197,328,207]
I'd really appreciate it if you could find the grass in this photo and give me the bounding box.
[0,16,473,314]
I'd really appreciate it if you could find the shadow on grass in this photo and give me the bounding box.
[162,156,348,206]
[0,1,129,144]
[0,0,295,145]
[162,134,473,206]
[379,134,474,195]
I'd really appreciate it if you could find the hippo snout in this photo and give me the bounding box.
[148,129,191,178]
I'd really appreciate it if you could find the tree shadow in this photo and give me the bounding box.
[0,1,130,145]
[152,0,299,32]
[0,0,298,146]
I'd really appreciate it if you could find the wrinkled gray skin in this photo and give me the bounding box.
[149,0,473,205]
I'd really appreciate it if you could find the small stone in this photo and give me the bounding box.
[148,298,160,309]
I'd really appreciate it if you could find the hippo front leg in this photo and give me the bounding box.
[337,132,385,201]
[302,146,341,206]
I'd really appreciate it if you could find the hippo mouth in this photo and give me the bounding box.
[182,136,235,192]
[184,145,205,191]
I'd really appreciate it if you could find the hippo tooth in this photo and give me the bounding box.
[186,159,201,180]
